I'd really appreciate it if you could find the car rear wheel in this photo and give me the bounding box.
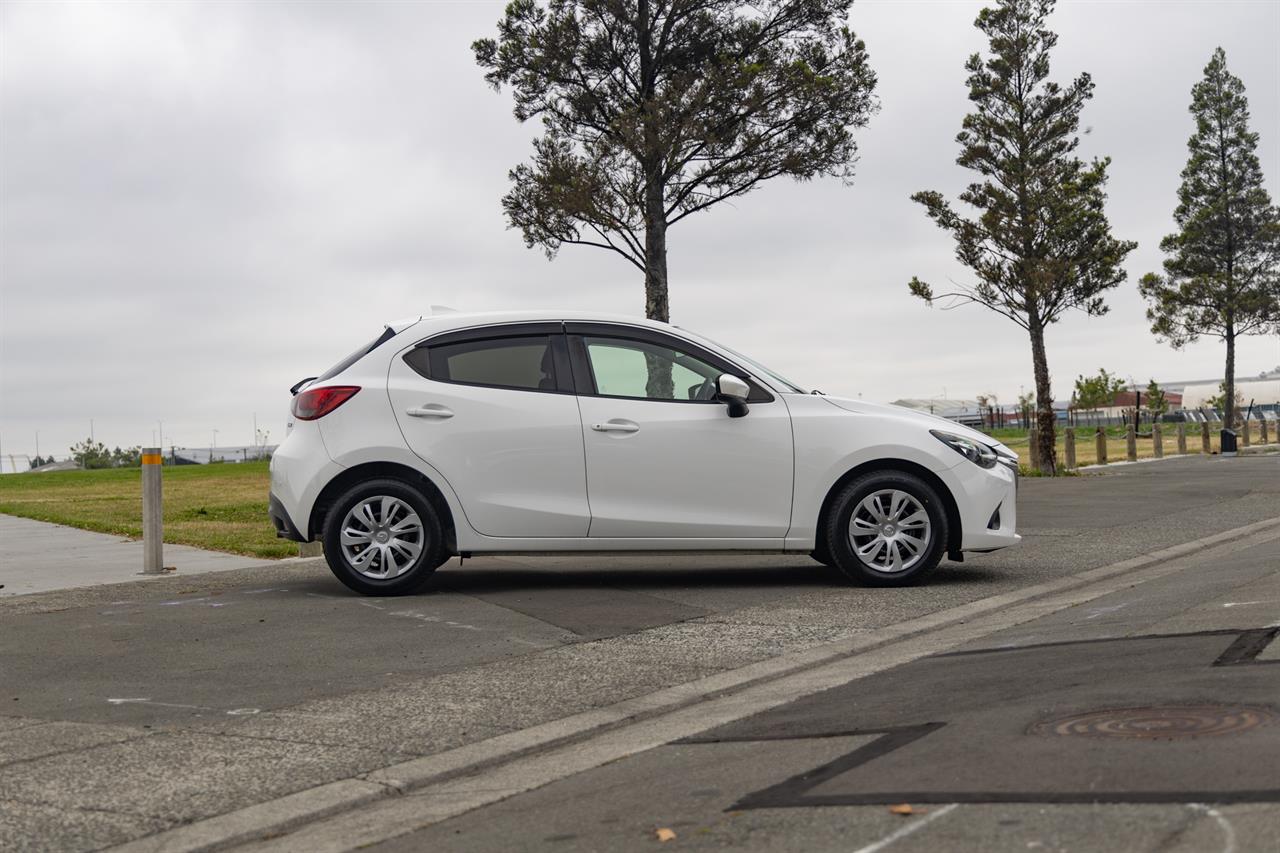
[322,478,450,595]
[823,470,948,587]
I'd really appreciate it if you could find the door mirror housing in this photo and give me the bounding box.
[716,374,751,418]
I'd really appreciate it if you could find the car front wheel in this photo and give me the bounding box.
[823,470,948,587]
[322,478,450,596]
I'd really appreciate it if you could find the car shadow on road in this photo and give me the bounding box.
[423,562,837,593]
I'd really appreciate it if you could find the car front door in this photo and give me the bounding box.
[387,323,590,538]
[567,323,794,539]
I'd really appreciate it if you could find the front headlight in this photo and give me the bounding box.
[931,430,999,469]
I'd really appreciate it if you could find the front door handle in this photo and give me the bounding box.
[591,421,639,433]
[406,404,454,419]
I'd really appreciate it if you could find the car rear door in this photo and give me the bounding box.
[567,323,794,540]
[387,323,590,538]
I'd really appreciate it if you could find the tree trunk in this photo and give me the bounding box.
[643,189,669,323]
[1028,321,1057,475]
[1224,326,1236,428]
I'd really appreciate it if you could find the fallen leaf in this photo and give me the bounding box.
[889,804,916,816]
[655,827,677,842]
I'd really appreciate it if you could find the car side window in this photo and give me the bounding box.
[405,335,559,392]
[582,336,722,402]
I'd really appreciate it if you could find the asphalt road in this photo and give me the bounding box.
[1,453,1278,851]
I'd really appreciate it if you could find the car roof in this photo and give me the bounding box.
[393,309,676,337]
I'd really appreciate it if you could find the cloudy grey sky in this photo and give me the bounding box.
[1,0,1277,459]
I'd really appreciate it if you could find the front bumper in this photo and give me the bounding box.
[941,457,1021,552]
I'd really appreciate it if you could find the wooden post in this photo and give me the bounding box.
[1176,423,1187,455]
[1241,418,1251,447]
[1095,426,1107,465]
[141,447,165,574]
[1028,426,1040,471]
[1064,427,1076,470]
[1126,424,1137,462]
[1262,418,1270,445]
[1201,421,1211,454]
[1152,423,1163,458]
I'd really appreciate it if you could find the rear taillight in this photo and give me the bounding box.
[292,386,360,420]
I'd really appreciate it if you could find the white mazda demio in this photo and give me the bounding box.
[270,311,1020,595]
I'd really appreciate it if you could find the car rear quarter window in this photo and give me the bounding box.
[405,336,557,392]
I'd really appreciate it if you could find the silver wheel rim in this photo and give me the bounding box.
[340,496,424,580]
[848,489,932,574]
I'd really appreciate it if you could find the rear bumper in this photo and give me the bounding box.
[268,493,307,542]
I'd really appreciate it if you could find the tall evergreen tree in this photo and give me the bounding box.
[907,0,1135,475]
[474,0,878,327]
[1139,48,1280,428]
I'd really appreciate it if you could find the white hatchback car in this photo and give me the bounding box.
[270,311,1020,595]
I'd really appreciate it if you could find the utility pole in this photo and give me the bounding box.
[211,429,219,463]
[90,419,95,442]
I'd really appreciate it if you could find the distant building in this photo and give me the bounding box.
[1180,378,1280,410]
[890,399,986,427]
[169,445,277,465]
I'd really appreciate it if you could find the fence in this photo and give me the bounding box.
[1052,418,1278,471]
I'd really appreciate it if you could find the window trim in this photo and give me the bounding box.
[403,323,575,395]
[564,322,774,404]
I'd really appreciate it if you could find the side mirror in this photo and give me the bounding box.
[715,374,751,418]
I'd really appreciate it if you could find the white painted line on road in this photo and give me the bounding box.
[1190,803,1238,853]
[851,803,959,853]
[109,517,1280,853]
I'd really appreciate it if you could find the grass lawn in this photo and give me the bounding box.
[0,461,293,559]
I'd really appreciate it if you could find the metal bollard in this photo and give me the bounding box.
[1126,424,1137,462]
[141,447,165,574]
[1177,423,1187,455]
[1095,427,1107,465]
[1201,422,1211,454]
[1064,427,1076,469]
[1153,423,1163,458]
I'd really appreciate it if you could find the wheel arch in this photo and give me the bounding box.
[309,461,457,554]
[817,459,963,560]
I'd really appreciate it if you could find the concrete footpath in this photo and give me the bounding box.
[0,514,284,597]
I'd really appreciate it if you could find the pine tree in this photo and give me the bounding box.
[907,0,1135,475]
[1139,48,1280,428]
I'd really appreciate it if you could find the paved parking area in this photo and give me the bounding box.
[367,537,1280,853]
[0,455,1277,851]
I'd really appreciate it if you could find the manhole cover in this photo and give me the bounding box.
[1029,705,1278,740]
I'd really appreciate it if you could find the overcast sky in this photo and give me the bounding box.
[1,0,1278,458]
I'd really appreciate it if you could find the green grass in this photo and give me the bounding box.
[0,461,294,559]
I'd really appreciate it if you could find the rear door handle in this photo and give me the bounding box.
[406,405,454,419]
[591,421,639,433]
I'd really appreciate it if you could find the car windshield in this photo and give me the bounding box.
[682,330,808,394]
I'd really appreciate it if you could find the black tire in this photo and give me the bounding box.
[823,470,948,587]
[322,478,450,596]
